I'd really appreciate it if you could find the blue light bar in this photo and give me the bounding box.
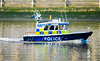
[58,23,69,25]
[37,22,69,27]
[37,24,51,27]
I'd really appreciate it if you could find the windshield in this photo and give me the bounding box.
[44,25,68,31]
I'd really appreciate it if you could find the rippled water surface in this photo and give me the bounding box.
[0,21,100,61]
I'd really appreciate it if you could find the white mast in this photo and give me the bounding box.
[65,12,67,22]
[61,12,64,22]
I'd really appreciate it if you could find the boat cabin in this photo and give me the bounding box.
[35,19,70,35]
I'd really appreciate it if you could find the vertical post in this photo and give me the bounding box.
[48,26,50,34]
[31,0,33,7]
[66,0,68,7]
[33,0,35,7]
[1,0,2,7]
[65,12,67,22]
[64,0,66,7]
[58,25,59,34]
[61,12,64,22]
[50,15,52,20]
[32,0,33,7]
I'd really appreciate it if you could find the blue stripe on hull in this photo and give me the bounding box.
[23,31,92,42]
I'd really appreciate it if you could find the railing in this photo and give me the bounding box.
[0,0,99,7]
[25,32,35,35]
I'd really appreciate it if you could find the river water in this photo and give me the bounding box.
[0,21,99,61]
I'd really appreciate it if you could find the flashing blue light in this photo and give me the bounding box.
[30,15,35,19]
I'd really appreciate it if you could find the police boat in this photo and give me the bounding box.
[23,11,93,42]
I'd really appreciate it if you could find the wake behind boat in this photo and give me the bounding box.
[23,11,92,42]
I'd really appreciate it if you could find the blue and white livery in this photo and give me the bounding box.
[23,11,93,43]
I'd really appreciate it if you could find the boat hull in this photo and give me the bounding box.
[23,31,92,42]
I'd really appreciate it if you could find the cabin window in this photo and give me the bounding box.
[50,25,58,30]
[55,26,58,30]
[59,25,63,30]
[44,26,48,30]
[50,25,54,30]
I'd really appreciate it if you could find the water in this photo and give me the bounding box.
[0,21,100,61]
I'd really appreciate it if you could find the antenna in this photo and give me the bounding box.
[61,12,64,22]
[64,12,67,22]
